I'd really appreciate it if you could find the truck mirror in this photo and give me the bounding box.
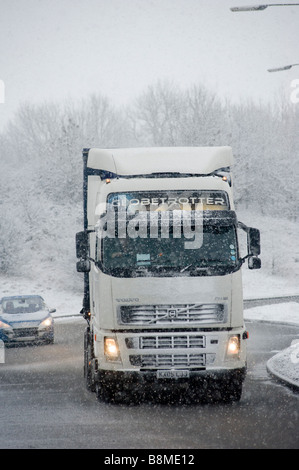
[76,231,89,259]
[248,256,261,270]
[76,259,91,273]
[248,228,260,256]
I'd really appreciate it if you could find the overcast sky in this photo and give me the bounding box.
[0,0,298,131]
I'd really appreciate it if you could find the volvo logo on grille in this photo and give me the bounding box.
[167,308,178,318]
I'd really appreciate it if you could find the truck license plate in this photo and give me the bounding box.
[157,370,190,379]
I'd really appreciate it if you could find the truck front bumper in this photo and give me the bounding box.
[96,366,247,391]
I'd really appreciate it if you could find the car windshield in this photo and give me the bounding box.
[1,297,45,314]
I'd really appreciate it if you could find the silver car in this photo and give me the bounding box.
[0,295,55,344]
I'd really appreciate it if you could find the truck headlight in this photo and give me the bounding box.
[227,335,240,356]
[104,337,120,361]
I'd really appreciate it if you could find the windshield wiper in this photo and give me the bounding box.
[180,263,194,273]
[180,260,232,273]
[180,262,214,273]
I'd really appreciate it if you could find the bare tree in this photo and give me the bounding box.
[130,80,184,145]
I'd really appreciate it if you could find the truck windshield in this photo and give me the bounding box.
[99,224,239,277]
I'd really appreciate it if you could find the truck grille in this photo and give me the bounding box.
[120,303,225,325]
[138,335,205,349]
[130,353,206,369]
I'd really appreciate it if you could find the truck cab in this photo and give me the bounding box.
[76,147,261,403]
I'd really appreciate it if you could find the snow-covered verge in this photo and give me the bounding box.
[245,302,299,391]
[0,274,83,321]
[238,210,299,299]
[266,340,299,390]
[244,302,299,326]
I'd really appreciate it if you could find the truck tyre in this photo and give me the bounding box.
[95,376,131,404]
[95,378,119,403]
[221,378,243,403]
[84,327,96,392]
[95,382,110,402]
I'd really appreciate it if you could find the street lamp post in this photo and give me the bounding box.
[230,3,299,72]
[268,64,299,72]
[231,3,299,12]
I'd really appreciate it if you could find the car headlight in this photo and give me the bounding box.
[39,317,53,328]
[0,320,11,329]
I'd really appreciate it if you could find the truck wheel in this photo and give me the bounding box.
[209,377,243,403]
[221,378,243,403]
[95,381,114,402]
[96,379,131,404]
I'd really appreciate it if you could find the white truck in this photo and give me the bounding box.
[76,147,261,403]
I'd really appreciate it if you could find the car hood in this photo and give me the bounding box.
[0,310,51,328]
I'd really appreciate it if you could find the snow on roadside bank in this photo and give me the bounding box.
[267,340,299,389]
[244,302,299,326]
[0,275,83,321]
[243,300,299,390]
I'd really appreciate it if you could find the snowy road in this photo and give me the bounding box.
[244,295,299,309]
[0,320,298,449]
